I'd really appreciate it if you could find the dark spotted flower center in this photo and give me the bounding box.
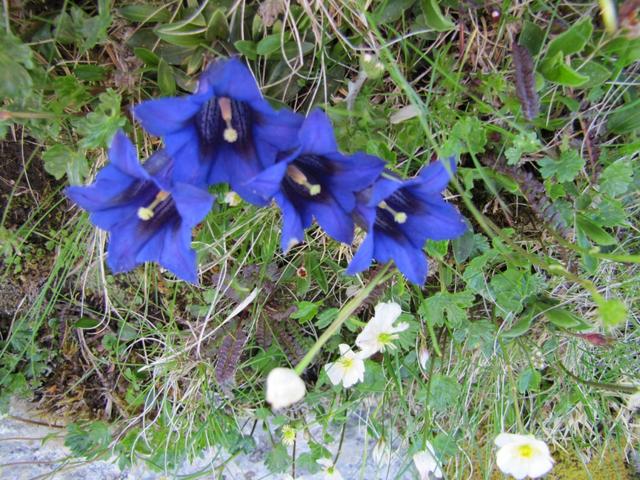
[282,154,335,200]
[196,96,252,147]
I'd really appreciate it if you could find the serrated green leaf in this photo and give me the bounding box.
[427,374,461,410]
[419,291,474,328]
[42,144,88,185]
[597,298,627,328]
[265,444,290,473]
[505,131,541,166]
[546,18,592,58]
[538,150,584,183]
[74,89,126,149]
[420,0,455,32]
[599,160,633,197]
[490,268,545,317]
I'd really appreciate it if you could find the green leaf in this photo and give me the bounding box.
[65,422,111,459]
[291,301,321,323]
[375,0,416,23]
[265,444,290,473]
[576,216,617,246]
[234,40,257,60]
[505,131,541,166]
[546,18,592,58]
[134,47,160,66]
[597,298,627,328]
[489,268,545,317]
[419,291,474,328]
[42,144,88,185]
[538,150,584,183]
[74,89,126,149]
[427,374,461,410]
[420,0,455,31]
[541,52,589,87]
[452,228,475,264]
[450,116,486,155]
[541,305,582,328]
[206,9,229,41]
[519,21,545,56]
[573,61,611,88]
[608,101,640,134]
[256,34,282,57]
[517,368,541,393]
[599,160,633,197]
[118,5,171,23]
[425,239,448,259]
[157,59,176,96]
[154,25,206,47]
[502,309,536,339]
[74,317,101,329]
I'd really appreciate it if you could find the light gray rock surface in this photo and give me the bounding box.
[0,398,411,479]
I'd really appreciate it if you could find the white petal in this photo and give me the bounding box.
[392,321,409,333]
[527,455,554,478]
[413,450,439,480]
[342,358,365,388]
[374,301,402,323]
[338,343,351,355]
[265,368,306,409]
[317,457,333,468]
[494,432,527,448]
[325,362,345,386]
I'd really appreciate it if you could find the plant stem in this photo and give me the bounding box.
[294,264,392,375]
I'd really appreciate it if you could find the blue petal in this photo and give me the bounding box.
[171,182,214,227]
[377,234,428,285]
[89,207,135,231]
[219,143,276,205]
[254,108,304,152]
[368,177,405,206]
[415,156,456,194]
[133,96,204,136]
[242,161,289,206]
[346,233,375,275]
[277,194,305,251]
[311,201,354,244]
[65,165,134,211]
[297,109,338,155]
[159,227,198,283]
[109,131,149,180]
[106,221,143,273]
[405,198,467,241]
[200,57,263,103]
[329,152,385,192]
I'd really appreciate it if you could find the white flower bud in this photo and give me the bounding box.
[265,368,306,410]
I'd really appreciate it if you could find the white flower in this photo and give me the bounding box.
[413,442,443,479]
[494,433,554,479]
[281,425,297,446]
[372,437,391,466]
[317,458,342,479]
[223,191,242,206]
[356,302,409,357]
[324,344,366,388]
[265,368,306,410]
[418,345,430,371]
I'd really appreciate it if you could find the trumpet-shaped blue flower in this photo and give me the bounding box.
[245,110,385,251]
[133,57,302,205]
[65,131,213,283]
[347,158,467,285]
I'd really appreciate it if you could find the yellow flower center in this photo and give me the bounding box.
[339,357,354,369]
[517,444,534,459]
[137,190,170,221]
[287,164,322,196]
[218,97,238,143]
[378,201,407,224]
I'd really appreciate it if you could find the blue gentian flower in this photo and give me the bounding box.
[65,131,213,283]
[133,57,302,205]
[346,157,467,285]
[245,110,385,251]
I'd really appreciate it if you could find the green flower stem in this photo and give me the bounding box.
[294,264,392,375]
